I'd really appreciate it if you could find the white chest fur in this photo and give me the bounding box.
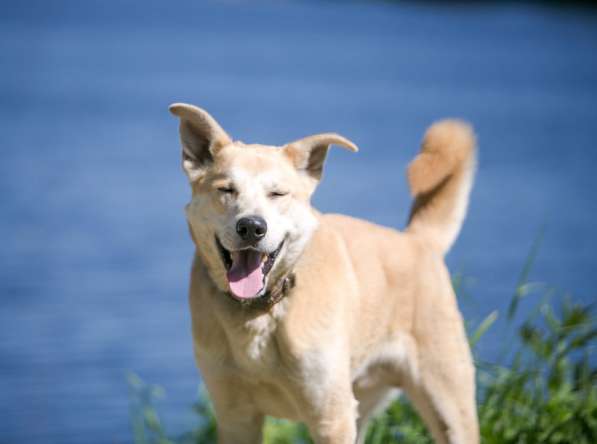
[202,299,290,378]
[228,311,281,374]
[199,302,307,420]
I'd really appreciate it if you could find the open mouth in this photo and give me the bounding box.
[215,236,284,300]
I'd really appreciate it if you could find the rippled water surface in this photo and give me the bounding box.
[1,1,596,442]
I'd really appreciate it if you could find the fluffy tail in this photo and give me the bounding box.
[406,120,477,256]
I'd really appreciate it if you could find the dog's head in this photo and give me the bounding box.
[170,103,358,300]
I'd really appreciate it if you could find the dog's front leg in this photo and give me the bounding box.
[301,380,358,444]
[213,407,264,444]
[200,366,264,444]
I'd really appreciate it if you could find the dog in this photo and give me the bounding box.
[169,103,479,444]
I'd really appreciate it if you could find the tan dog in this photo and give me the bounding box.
[169,103,479,444]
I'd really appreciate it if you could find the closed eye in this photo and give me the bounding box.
[217,186,236,194]
[269,191,288,198]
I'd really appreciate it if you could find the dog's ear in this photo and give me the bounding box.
[283,133,358,182]
[169,103,232,181]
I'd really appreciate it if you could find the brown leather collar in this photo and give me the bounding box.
[231,272,296,311]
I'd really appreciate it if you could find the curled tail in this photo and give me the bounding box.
[406,120,477,256]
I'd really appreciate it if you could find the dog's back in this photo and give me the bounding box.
[315,121,479,443]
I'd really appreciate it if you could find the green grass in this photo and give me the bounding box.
[128,245,597,443]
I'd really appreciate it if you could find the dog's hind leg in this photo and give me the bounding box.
[402,329,479,444]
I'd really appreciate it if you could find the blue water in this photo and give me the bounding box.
[1,1,596,442]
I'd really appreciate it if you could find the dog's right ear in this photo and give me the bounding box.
[169,103,232,182]
[283,133,358,181]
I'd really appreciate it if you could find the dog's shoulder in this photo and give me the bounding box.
[318,213,425,276]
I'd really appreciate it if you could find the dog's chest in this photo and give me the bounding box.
[222,311,285,376]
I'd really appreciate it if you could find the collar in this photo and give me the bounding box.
[230,272,296,311]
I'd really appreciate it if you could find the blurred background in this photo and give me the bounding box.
[1,0,596,442]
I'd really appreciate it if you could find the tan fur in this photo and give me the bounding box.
[170,103,479,444]
[407,120,477,255]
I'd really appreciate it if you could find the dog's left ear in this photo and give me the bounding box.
[283,133,358,182]
[169,103,232,182]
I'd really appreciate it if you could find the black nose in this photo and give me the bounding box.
[236,216,267,243]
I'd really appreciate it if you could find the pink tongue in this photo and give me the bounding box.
[227,250,264,299]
